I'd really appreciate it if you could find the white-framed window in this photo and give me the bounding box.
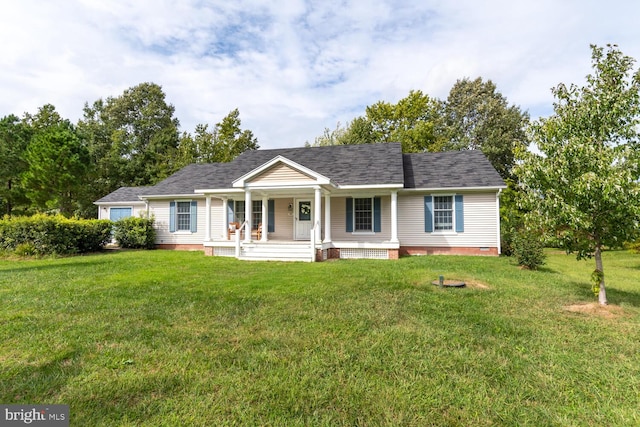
[424,194,463,233]
[433,195,453,231]
[347,196,381,233]
[170,200,197,233]
[354,197,373,232]
[176,201,192,231]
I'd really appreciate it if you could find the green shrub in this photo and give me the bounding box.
[0,215,112,256]
[625,240,640,253]
[512,228,546,270]
[14,242,37,257]
[113,216,156,249]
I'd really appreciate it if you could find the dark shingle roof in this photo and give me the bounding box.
[144,143,405,196]
[95,145,505,202]
[95,186,151,203]
[403,150,506,189]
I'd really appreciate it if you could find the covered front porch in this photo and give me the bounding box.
[200,188,401,262]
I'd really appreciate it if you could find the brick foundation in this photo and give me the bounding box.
[388,249,400,259]
[204,246,214,256]
[327,248,340,260]
[156,244,204,251]
[400,246,499,256]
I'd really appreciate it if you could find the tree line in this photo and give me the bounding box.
[0,82,258,218]
[307,77,529,181]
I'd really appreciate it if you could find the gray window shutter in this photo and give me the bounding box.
[169,201,176,232]
[346,197,353,232]
[373,197,381,232]
[268,199,275,232]
[424,196,433,233]
[455,195,464,232]
[190,201,198,233]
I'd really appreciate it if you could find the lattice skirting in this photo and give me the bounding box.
[339,248,389,260]
[214,247,235,257]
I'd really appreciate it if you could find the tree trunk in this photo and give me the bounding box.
[595,245,607,305]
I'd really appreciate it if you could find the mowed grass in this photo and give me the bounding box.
[1,250,639,426]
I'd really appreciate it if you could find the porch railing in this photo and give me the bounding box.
[310,220,320,262]
[234,220,248,258]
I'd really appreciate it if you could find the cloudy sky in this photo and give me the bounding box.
[1,0,639,149]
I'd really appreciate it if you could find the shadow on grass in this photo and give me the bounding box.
[0,349,82,403]
[567,279,640,307]
[0,251,121,274]
[606,288,640,307]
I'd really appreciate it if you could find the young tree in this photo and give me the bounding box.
[443,77,529,180]
[22,119,89,216]
[516,44,640,305]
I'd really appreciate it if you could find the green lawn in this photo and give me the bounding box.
[1,250,639,426]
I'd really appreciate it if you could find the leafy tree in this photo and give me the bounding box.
[364,90,446,152]
[516,44,640,305]
[176,108,258,166]
[307,118,372,147]
[79,82,181,196]
[22,115,89,217]
[443,77,529,179]
[0,115,31,216]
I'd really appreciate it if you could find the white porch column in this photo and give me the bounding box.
[261,196,268,242]
[244,190,252,242]
[323,193,332,243]
[390,190,399,243]
[222,198,229,240]
[314,186,322,242]
[205,195,211,241]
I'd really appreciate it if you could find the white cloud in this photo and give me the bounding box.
[1,0,640,148]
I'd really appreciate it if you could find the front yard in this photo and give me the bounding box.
[1,250,639,426]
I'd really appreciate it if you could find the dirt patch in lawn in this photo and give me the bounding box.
[465,280,491,290]
[564,302,625,319]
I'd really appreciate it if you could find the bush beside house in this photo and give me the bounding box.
[0,215,112,256]
[113,216,156,249]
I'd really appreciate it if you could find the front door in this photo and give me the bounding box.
[294,200,312,240]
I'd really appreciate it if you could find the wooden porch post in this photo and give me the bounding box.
[222,198,229,240]
[390,190,399,243]
[205,195,211,241]
[314,186,322,242]
[323,193,332,243]
[244,190,252,243]
[261,196,268,242]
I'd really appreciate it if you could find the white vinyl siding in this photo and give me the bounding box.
[398,192,498,247]
[149,199,206,245]
[249,164,315,184]
[331,196,390,242]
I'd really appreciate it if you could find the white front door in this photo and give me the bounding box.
[294,200,312,240]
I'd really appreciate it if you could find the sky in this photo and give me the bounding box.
[1,0,639,149]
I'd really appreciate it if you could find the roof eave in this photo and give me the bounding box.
[402,185,507,192]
